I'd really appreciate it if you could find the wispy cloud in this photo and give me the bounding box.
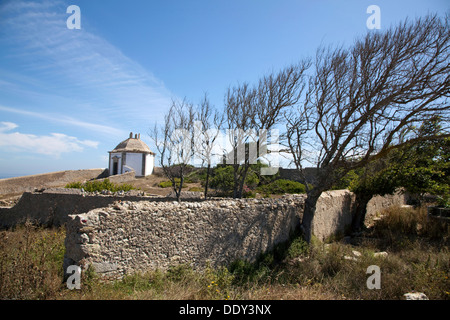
[0,121,99,157]
[0,0,172,127]
[0,105,125,137]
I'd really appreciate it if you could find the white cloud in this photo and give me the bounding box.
[0,0,173,126]
[0,121,18,132]
[0,0,176,173]
[0,122,98,157]
[0,105,125,137]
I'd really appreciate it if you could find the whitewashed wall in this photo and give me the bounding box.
[125,153,143,176]
[109,152,154,177]
[109,153,122,175]
[145,154,154,176]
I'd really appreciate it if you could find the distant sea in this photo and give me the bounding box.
[0,173,29,179]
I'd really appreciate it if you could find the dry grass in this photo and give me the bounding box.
[1,206,448,300]
[0,221,66,299]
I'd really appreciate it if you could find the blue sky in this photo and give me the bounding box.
[0,0,448,177]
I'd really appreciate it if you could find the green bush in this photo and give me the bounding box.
[158,180,174,188]
[65,178,135,193]
[209,166,235,193]
[287,238,309,259]
[209,165,260,195]
[158,178,188,188]
[257,179,306,195]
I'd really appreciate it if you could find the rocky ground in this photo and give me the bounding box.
[0,196,21,208]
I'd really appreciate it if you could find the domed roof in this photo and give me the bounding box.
[109,133,155,154]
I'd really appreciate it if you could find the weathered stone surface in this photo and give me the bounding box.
[313,190,355,241]
[63,189,408,278]
[0,191,166,228]
[65,196,304,277]
[91,262,118,273]
[374,251,388,258]
[403,292,429,300]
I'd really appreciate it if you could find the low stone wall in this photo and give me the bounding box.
[366,192,412,218]
[0,169,108,196]
[0,186,409,277]
[0,189,161,229]
[313,190,410,240]
[64,196,305,278]
[64,190,408,278]
[313,190,355,240]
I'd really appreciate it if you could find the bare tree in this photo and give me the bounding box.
[224,82,257,198]
[193,94,224,199]
[225,62,310,198]
[284,14,450,242]
[151,98,196,202]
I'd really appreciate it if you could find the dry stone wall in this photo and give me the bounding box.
[64,190,409,278]
[64,196,305,278]
[0,189,157,229]
[0,183,409,278]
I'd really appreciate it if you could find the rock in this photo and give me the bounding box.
[76,233,89,244]
[352,250,362,257]
[91,262,118,274]
[344,255,358,261]
[374,251,388,258]
[403,292,429,300]
[99,211,109,218]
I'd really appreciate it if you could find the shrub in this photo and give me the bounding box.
[287,238,309,259]
[257,179,306,195]
[158,180,173,188]
[65,178,135,193]
[209,166,234,192]
[158,178,188,188]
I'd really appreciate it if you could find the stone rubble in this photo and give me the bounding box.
[403,292,429,300]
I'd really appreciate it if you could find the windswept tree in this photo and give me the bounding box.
[151,98,196,202]
[284,14,450,242]
[225,62,310,198]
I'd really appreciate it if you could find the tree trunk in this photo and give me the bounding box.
[173,180,181,202]
[301,189,323,243]
[351,193,372,233]
[237,163,250,198]
[233,164,239,199]
[204,164,210,199]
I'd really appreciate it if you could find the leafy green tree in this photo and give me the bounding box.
[349,117,450,232]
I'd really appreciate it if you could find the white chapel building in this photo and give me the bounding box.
[108,132,155,177]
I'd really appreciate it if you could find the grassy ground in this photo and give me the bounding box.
[0,206,448,300]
